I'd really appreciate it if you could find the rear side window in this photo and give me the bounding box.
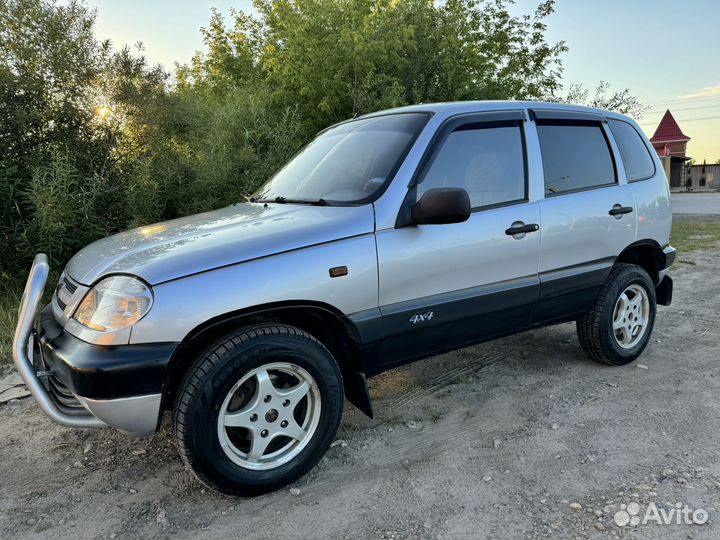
[417,124,526,209]
[608,119,655,182]
[536,123,616,195]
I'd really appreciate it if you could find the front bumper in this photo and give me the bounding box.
[12,254,176,436]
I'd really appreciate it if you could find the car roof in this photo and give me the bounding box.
[360,100,629,122]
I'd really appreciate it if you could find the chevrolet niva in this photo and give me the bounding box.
[14,102,675,496]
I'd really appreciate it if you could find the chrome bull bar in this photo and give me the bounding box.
[12,254,106,428]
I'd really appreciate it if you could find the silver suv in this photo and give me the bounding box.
[14,101,675,495]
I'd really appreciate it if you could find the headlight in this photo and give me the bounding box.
[73,276,153,332]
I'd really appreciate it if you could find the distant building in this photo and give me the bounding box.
[687,161,719,192]
[649,110,691,190]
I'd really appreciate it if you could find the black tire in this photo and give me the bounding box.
[173,324,343,496]
[576,264,657,366]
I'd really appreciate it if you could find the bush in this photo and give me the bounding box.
[22,150,119,266]
[161,88,305,216]
[2,0,570,283]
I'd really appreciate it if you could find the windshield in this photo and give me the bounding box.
[253,113,430,204]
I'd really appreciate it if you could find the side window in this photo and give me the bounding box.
[417,124,526,209]
[536,123,616,195]
[608,119,656,182]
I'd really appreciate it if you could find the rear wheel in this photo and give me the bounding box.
[173,324,343,496]
[577,264,656,365]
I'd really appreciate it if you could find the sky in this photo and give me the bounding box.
[89,0,720,161]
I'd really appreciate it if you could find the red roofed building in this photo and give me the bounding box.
[650,110,691,189]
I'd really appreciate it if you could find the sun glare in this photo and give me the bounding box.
[95,105,111,119]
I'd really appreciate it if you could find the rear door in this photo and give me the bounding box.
[607,118,672,247]
[375,111,542,368]
[530,110,636,323]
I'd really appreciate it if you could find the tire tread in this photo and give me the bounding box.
[172,323,338,495]
[576,263,655,365]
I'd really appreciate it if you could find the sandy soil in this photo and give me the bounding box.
[1,237,719,540]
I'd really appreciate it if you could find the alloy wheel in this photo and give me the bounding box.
[217,362,321,470]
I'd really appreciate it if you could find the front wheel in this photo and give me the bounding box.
[577,264,657,365]
[173,324,344,496]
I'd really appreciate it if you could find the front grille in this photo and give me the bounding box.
[63,276,77,294]
[34,330,88,416]
[54,274,78,312]
[46,373,87,415]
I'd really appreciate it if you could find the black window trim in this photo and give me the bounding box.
[407,110,530,214]
[607,118,657,183]
[534,118,619,198]
[529,108,605,123]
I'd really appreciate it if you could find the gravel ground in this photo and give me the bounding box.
[1,233,719,540]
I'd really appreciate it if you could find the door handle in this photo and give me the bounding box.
[505,222,540,236]
[609,205,633,216]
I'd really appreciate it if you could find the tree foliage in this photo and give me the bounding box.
[181,0,567,132]
[1,0,110,271]
[0,0,645,281]
[560,81,650,119]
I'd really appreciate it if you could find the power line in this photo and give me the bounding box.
[646,94,720,107]
[638,114,720,127]
[646,103,720,114]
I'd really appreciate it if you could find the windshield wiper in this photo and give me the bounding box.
[256,196,330,206]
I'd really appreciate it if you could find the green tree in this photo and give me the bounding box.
[179,0,568,132]
[176,7,263,93]
[0,0,109,273]
[1,0,648,282]
[561,81,649,119]
[0,1,172,273]
[0,0,105,170]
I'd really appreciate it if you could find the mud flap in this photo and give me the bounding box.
[656,276,673,306]
[344,371,374,419]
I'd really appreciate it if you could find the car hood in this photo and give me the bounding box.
[65,203,376,285]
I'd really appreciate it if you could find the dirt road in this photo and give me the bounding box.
[1,238,719,540]
[672,192,720,216]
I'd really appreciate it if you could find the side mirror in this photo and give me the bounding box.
[411,188,471,225]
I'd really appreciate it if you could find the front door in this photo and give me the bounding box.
[375,112,542,368]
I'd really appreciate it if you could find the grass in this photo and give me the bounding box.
[670,220,720,254]
[0,283,21,366]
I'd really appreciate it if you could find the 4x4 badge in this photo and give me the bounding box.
[409,311,434,325]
